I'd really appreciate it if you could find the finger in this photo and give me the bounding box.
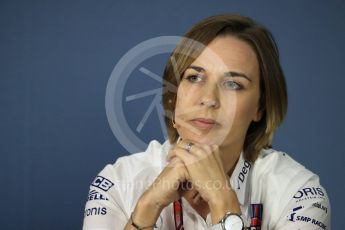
[166,140,193,162]
[173,148,196,166]
[167,156,191,180]
[166,150,176,162]
[175,140,205,158]
[166,148,192,162]
[175,139,195,152]
[175,141,221,168]
[193,193,201,204]
[179,141,215,163]
[168,155,184,167]
[197,143,214,157]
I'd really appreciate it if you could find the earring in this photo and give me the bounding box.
[172,110,177,128]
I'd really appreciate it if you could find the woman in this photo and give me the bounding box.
[83,14,330,230]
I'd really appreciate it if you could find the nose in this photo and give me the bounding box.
[199,83,220,109]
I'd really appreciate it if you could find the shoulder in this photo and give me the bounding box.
[111,139,170,177]
[252,148,317,184]
[83,139,171,226]
[96,139,170,189]
[250,149,330,228]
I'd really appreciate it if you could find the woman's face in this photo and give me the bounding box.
[174,35,262,149]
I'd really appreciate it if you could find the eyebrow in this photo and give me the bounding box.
[187,65,252,82]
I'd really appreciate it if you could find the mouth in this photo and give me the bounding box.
[190,118,220,129]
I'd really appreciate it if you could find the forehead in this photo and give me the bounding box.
[188,36,259,79]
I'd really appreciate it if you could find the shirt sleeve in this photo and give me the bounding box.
[208,223,222,230]
[274,178,331,230]
[82,166,129,230]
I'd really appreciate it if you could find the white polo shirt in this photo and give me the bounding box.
[82,140,330,230]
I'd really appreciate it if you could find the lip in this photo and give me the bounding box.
[190,118,219,129]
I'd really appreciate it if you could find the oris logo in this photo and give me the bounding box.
[91,176,114,192]
[293,187,325,200]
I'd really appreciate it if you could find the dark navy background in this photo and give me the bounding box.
[1,0,344,229]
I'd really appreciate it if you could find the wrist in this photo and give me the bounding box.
[208,189,241,224]
[133,191,164,227]
[138,190,164,211]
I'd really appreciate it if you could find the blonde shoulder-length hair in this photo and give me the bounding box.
[162,14,288,162]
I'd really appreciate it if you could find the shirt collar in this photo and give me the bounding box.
[229,152,252,205]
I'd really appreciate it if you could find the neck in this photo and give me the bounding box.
[219,140,243,177]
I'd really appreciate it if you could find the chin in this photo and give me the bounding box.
[178,130,226,146]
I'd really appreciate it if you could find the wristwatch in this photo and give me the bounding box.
[211,212,244,230]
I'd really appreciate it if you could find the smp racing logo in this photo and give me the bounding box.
[287,206,303,222]
[287,206,327,230]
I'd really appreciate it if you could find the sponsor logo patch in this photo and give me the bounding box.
[237,160,251,189]
[312,202,328,214]
[91,176,114,192]
[87,190,109,201]
[293,187,325,203]
[288,214,326,230]
[250,204,263,230]
[84,207,107,216]
[288,206,303,221]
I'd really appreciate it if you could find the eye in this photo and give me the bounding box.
[222,80,242,90]
[184,74,203,83]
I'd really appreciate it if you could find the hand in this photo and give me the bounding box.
[166,139,241,223]
[166,139,227,202]
[130,155,191,229]
[141,153,191,209]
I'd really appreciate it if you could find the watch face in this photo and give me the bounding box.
[224,214,243,230]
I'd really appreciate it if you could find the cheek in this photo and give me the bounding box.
[218,98,237,126]
[175,85,196,116]
[233,95,260,125]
